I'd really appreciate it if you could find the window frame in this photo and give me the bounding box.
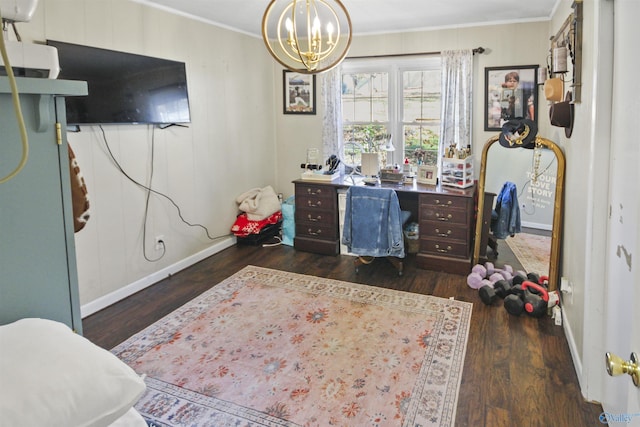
[340,55,441,167]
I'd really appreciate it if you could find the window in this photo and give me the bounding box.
[340,56,441,172]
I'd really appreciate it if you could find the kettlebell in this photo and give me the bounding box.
[522,281,549,318]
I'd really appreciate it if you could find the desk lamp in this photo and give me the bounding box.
[380,134,394,163]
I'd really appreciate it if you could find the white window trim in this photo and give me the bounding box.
[341,56,441,165]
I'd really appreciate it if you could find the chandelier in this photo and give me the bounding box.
[262,0,352,74]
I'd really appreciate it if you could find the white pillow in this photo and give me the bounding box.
[0,318,146,427]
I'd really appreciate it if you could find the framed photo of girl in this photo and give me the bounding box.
[484,65,538,131]
[283,70,316,114]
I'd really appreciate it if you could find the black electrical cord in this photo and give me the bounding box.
[98,125,228,262]
[140,128,164,262]
[11,22,21,41]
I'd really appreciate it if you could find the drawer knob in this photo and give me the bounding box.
[435,199,453,206]
[436,213,453,221]
[435,244,452,253]
[307,200,322,207]
[307,214,322,221]
[307,188,322,195]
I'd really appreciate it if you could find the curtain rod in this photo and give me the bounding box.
[347,47,485,60]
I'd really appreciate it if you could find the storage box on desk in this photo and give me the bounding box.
[441,156,474,188]
[380,169,404,183]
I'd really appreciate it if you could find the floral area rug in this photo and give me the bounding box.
[112,266,472,427]
[505,232,551,276]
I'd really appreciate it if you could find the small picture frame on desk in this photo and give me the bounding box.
[417,165,438,185]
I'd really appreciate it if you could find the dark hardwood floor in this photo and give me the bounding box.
[83,240,604,426]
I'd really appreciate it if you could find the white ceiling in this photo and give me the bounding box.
[135,0,559,37]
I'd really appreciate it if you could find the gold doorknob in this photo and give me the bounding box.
[605,352,640,387]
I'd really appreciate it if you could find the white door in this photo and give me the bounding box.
[601,0,640,423]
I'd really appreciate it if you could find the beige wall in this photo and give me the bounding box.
[15,0,278,311]
[273,21,552,198]
[549,0,591,391]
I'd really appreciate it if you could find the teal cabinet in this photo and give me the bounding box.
[0,77,87,332]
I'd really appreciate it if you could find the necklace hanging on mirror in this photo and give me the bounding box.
[532,138,543,184]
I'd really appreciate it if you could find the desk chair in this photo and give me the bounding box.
[342,186,410,276]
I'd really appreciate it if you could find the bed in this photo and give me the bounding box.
[0,318,148,427]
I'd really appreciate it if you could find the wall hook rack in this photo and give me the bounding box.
[549,0,582,103]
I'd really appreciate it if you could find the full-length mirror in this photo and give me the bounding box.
[473,135,565,291]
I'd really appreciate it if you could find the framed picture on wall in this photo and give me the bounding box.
[283,70,316,115]
[417,165,438,185]
[484,65,538,131]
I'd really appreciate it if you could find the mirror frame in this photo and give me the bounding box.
[472,135,566,291]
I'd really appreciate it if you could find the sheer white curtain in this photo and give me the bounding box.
[321,66,343,172]
[440,50,473,154]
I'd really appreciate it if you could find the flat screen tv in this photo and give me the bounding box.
[47,40,191,125]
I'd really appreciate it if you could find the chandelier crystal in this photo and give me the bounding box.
[262,0,352,74]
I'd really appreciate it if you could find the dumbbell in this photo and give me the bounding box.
[479,278,513,306]
[526,272,540,284]
[525,273,550,295]
[504,293,524,316]
[479,285,497,305]
[510,283,525,299]
[493,279,511,298]
[511,271,528,286]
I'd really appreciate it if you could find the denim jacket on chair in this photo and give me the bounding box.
[342,186,405,258]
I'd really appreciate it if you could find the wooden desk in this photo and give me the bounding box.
[293,177,482,275]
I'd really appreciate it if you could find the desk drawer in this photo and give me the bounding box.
[420,206,469,225]
[420,238,469,258]
[296,209,335,224]
[295,185,336,209]
[420,194,469,209]
[421,221,469,241]
[296,222,337,240]
[296,195,335,210]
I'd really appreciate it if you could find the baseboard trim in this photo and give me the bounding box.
[521,221,552,231]
[562,305,584,391]
[80,237,236,318]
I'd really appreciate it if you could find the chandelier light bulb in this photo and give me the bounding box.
[327,22,334,44]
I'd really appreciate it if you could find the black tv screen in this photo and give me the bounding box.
[47,40,191,125]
